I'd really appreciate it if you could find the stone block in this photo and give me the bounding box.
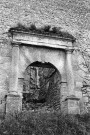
[76,82,83,88]
[75,91,82,98]
[6,94,22,114]
[0,103,6,118]
[64,95,80,114]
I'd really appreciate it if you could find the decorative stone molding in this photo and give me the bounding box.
[11,31,73,50]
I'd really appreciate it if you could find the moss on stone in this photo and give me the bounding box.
[8,23,76,42]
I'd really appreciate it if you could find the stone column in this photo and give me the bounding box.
[65,49,80,114]
[17,78,24,97]
[59,51,68,113]
[66,49,75,96]
[6,43,22,114]
[60,82,68,113]
[9,43,19,94]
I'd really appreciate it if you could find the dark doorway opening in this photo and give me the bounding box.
[22,62,61,112]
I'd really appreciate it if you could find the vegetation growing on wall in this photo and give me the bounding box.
[8,23,76,42]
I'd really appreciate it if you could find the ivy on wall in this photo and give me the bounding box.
[9,23,76,42]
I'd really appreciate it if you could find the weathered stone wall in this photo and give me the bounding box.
[0,0,90,114]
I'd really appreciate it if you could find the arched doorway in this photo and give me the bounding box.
[22,61,61,112]
[6,30,79,114]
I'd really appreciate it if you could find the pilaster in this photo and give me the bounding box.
[64,49,80,114]
[9,43,20,94]
[66,49,75,96]
[6,43,22,114]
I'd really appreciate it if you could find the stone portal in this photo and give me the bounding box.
[6,30,80,114]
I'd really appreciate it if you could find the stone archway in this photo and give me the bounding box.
[22,61,61,112]
[6,30,80,114]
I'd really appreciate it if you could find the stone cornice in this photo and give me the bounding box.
[9,23,76,43]
[10,31,74,50]
[11,29,76,42]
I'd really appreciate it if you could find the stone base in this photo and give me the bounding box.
[64,95,80,114]
[6,94,22,114]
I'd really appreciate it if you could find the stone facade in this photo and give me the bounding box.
[0,0,90,115]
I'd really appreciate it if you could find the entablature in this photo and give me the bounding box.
[10,31,74,50]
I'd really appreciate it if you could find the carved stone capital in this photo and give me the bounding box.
[66,48,74,54]
[11,42,21,47]
[65,95,80,101]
